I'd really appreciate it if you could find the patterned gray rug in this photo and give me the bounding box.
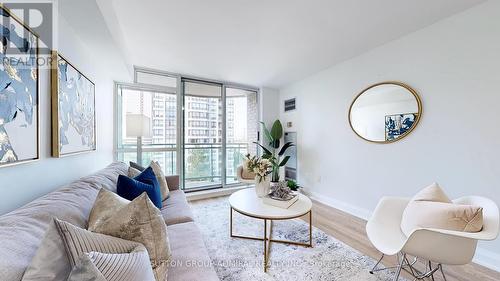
[190,196,402,281]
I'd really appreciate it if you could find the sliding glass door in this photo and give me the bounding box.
[182,80,223,190]
[182,81,258,190]
[225,87,258,185]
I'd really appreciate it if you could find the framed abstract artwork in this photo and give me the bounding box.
[51,51,96,157]
[385,113,417,141]
[0,5,40,168]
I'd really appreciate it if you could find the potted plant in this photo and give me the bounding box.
[287,179,301,192]
[244,154,272,197]
[254,120,294,189]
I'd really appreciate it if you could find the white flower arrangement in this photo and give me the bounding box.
[245,154,272,183]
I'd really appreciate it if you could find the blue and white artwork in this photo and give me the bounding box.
[385,113,416,141]
[54,55,95,156]
[0,7,39,167]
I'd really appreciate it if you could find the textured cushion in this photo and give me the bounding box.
[130,161,146,172]
[67,254,106,281]
[55,218,154,281]
[129,162,170,200]
[401,183,483,236]
[150,161,170,200]
[91,193,171,281]
[21,219,71,281]
[161,190,194,225]
[167,222,219,281]
[117,167,162,208]
[128,166,142,177]
[54,219,145,265]
[22,217,149,281]
[87,189,130,231]
[68,251,155,281]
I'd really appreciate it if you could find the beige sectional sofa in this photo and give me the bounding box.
[0,162,219,281]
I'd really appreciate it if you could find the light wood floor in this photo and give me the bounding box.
[306,199,500,281]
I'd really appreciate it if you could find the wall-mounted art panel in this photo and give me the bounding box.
[0,5,40,168]
[51,52,96,157]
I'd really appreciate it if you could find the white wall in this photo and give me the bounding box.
[0,7,130,214]
[260,87,280,129]
[279,0,500,271]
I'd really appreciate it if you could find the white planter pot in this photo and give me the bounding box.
[254,177,271,197]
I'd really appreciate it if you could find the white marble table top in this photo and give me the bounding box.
[229,188,312,220]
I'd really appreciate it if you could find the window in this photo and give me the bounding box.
[115,67,259,191]
[115,78,178,176]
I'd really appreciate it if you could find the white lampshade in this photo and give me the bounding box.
[126,113,152,137]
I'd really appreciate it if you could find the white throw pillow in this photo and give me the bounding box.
[400,183,483,236]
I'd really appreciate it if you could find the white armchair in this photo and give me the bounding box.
[236,165,255,184]
[366,196,499,280]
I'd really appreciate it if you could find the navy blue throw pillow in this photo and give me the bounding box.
[117,167,162,208]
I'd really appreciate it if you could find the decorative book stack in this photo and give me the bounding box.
[263,193,298,209]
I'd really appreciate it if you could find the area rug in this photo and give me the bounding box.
[190,196,403,281]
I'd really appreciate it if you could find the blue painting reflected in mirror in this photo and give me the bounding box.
[0,6,39,167]
[385,113,416,141]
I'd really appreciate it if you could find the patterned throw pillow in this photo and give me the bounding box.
[91,193,171,281]
[88,189,130,230]
[117,167,162,208]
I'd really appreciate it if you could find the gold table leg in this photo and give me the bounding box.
[230,208,313,272]
[264,219,268,272]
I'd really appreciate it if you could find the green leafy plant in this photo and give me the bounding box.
[254,120,294,182]
[287,179,300,191]
[244,154,272,183]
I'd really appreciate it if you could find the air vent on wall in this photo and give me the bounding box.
[284,98,296,112]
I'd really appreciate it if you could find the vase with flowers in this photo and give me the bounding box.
[244,154,272,197]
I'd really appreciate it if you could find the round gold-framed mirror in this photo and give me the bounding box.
[348,81,422,143]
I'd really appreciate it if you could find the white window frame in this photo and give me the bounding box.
[114,66,260,191]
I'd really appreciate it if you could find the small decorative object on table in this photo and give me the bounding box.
[287,179,301,192]
[244,154,272,197]
[263,181,298,209]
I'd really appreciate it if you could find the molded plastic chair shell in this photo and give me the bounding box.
[366,196,499,265]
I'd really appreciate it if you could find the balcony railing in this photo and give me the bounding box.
[116,142,249,190]
[184,142,248,189]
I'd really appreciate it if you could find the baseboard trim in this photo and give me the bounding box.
[474,248,500,272]
[186,185,251,202]
[302,188,371,220]
[302,188,500,273]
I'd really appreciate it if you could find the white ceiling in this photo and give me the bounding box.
[97,0,485,88]
[58,0,132,81]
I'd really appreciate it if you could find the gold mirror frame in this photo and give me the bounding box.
[348,81,423,144]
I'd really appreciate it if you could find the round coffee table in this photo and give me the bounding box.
[229,188,313,272]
